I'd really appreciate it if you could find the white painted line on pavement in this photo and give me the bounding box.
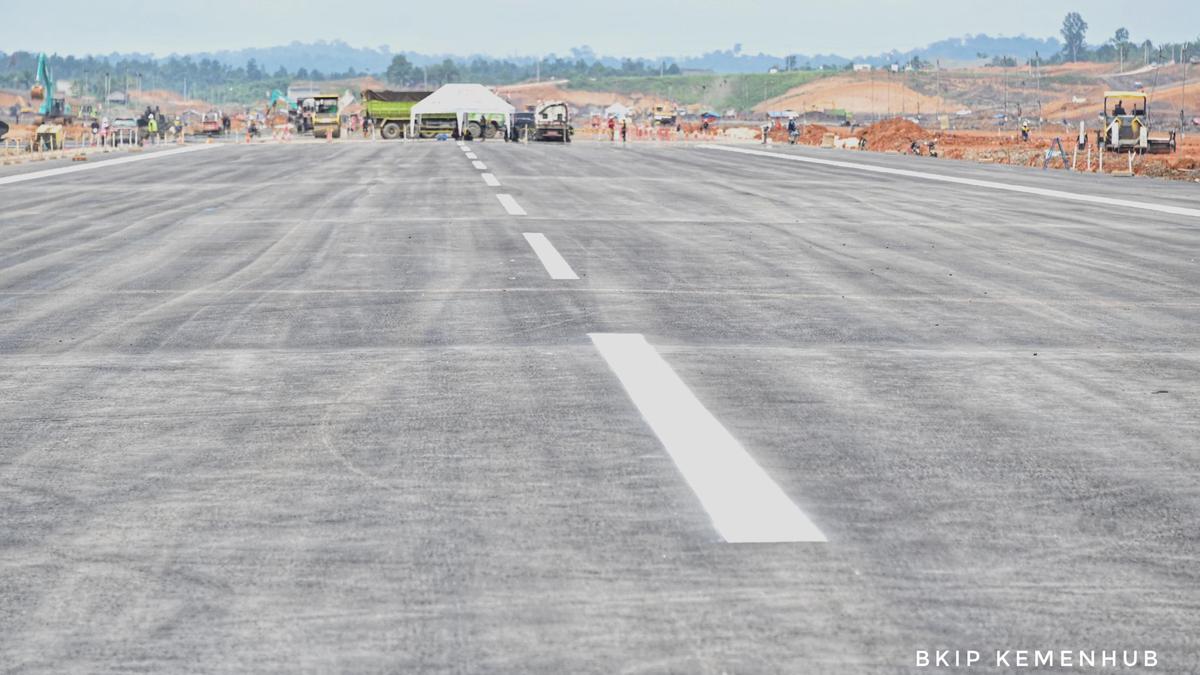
[466,152,478,160]
[457,141,465,147]
[482,172,501,187]
[460,145,470,152]
[589,333,826,543]
[0,145,219,186]
[496,193,526,215]
[472,160,487,170]
[699,144,1200,220]
[522,233,579,280]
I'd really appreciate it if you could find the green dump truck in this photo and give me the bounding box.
[362,89,460,139]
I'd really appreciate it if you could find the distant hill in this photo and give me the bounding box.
[675,35,1061,72]
[71,33,1063,76]
[186,40,395,73]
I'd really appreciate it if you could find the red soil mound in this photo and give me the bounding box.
[859,118,929,152]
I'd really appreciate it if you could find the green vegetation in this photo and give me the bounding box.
[565,70,831,112]
[384,54,678,88]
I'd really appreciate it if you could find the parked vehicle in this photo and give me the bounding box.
[653,104,676,126]
[533,101,572,142]
[311,95,341,139]
[1096,91,1175,154]
[361,90,465,139]
[110,117,140,144]
[511,111,536,140]
[200,111,224,136]
[362,90,430,139]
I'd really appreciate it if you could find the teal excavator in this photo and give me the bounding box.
[30,53,72,122]
[30,53,71,149]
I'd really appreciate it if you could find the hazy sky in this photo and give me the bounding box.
[3,1,1196,58]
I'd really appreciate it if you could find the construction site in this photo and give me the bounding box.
[3,15,1200,674]
[4,52,1198,180]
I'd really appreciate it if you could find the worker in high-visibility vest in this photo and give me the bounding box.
[147,115,158,139]
[1020,120,1031,142]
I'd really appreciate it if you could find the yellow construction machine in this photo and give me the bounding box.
[1096,91,1176,154]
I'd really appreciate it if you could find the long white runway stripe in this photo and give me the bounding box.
[522,233,579,280]
[472,160,487,170]
[0,145,218,186]
[481,173,501,187]
[699,144,1200,219]
[589,333,826,543]
[496,193,526,215]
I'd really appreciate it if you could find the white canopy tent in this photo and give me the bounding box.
[409,84,516,139]
[604,103,630,120]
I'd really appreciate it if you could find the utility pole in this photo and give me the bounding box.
[1034,51,1043,122]
[1003,58,1009,129]
[935,59,941,122]
[869,67,875,122]
[1182,43,1189,138]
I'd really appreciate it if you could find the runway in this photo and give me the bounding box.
[1,138,1197,672]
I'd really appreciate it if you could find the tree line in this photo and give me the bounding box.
[383,55,680,88]
[1054,12,1196,65]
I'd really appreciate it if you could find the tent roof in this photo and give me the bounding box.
[605,102,630,112]
[411,84,515,116]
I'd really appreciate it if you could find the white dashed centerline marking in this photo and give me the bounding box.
[699,144,1200,220]
[481,173,501,187]
[472,160,487,170]
[522,233,579,280]
[466,152,478,160]
[0,145,219,186]
[496,193,526,215]
[589,333,826,544]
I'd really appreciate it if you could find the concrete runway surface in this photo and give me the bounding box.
[1,139,1198,673]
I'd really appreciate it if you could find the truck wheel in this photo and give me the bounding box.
[467,121,483,139]
[381,122,401,140]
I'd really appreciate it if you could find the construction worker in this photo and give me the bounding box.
[787,116,798,144]
[620,118,628,143]
[147,114,158,142]
[1020,120,1031,142]
[607,116,616,141]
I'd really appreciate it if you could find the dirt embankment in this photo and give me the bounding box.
[755,73,953,115]
[494,82,669,113]
[0,91,29,109]
[777,116,1200,180]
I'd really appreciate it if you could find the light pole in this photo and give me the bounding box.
[1182,43,1190,138]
